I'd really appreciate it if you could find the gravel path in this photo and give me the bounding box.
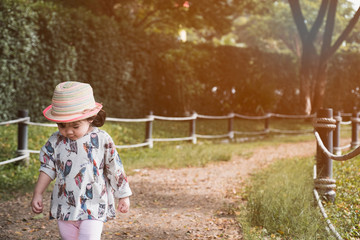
[0,141,316,240]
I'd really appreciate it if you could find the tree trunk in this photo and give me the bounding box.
[299,68,312,115]
[299,42,317,115]
[312,63,328,113]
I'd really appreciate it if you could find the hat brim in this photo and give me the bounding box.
[43,102,103,123]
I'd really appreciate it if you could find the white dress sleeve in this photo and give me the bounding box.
[103,134,132,199]
[39,133,58,180]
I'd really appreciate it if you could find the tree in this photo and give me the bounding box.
[234,0,360,114]
[289,0,360,114]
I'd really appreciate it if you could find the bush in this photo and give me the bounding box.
[0,0,148,121]
[326,51,360,113]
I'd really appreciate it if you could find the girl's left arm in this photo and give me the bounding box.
[31,171,52,214]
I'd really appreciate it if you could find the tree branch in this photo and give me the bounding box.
[133,9,159,28]
[142,17,177,30]
[308,0,329,42]
[288,0,318,56]
[288,0,309,43]
[133,3,184,29]
[320,0,336,62]
[329,6,360,57]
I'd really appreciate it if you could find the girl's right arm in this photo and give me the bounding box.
[31,171,52,214]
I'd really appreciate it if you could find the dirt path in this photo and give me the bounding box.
[0,141,316,240]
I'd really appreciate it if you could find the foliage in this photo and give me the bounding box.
[235,0,357,55]
[192,45,298,115]
[0,0,148,121]
[2,0,360,123]
[0,0,43,120]
[234,0,299,55]
[239,156,334,239]
[50,0,247,40]
[150,43,205,115]
[325,50,360,112]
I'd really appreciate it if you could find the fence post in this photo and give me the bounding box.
[264,113,270,133]
[351,108,359,149]
[228,113,234,141]
[333,111,341,155]
[190,112,197,144]
[314,108,336,202]
[17,109,29,165]
[145,111,153,148]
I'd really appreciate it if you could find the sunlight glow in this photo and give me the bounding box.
[179,29,187,42]
[349,0,360,10]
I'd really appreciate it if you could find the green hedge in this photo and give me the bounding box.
[0,0,148,121]
[194,45,298,115]
[151,44,299,116]
[325,51,360,113]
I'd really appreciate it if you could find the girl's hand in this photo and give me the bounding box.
[31,172,52,214]
[31,193,44,214]
[117,197,130,213]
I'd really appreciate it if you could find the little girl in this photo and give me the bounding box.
[31,81,132,240]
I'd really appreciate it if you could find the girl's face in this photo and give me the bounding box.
[57,120,92,141]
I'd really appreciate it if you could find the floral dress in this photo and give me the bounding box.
[39,127,132,222]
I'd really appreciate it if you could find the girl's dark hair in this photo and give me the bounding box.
[89,109,106,127]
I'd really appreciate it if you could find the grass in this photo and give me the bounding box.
[118,142,252,171]
[0,117,358,239]
[237,124,358,239]
[238,156,335,240]
[323,156,360,239]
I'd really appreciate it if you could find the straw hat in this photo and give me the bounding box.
[43,81,102,123]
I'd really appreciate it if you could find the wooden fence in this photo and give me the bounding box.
[313,108,360,240]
